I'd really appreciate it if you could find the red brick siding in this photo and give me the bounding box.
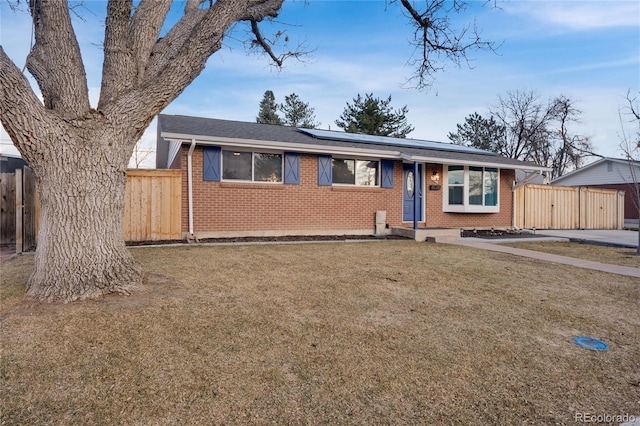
[179,147,517,235]
[584,183,638,219]
[423,164,515,228]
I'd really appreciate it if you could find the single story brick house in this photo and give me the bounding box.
[552,157,639,220]
[156,114,549,239]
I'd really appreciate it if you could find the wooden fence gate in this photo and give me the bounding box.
[2,167,39,252]
[17,167,39,252]
[514,184,625,230]
[1,172,17,245]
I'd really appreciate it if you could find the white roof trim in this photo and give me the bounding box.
[162,132,551,171]
[401,153,551,172]
[161,133,401,159]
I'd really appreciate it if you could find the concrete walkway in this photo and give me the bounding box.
[453,238,640,279]
[536,229,638,248]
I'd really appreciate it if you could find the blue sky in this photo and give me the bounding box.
[1,0,639,169]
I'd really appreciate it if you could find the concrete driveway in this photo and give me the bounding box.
[538,229,639,248]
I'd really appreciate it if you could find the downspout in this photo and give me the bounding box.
[187,139,196,239]
[512,180,518,230]
[413,161,419,230]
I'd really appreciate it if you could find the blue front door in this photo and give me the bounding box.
[403,163,422,222]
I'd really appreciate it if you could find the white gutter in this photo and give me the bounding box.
[187,139,196,238]
[401,153,552,173]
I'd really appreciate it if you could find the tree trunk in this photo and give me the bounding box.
[0,0,287,302]
[25,123,142,303]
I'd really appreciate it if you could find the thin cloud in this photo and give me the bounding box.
[507,1,640,30]
[513,56,640,80]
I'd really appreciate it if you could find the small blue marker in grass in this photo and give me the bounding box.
[573,336,609,351]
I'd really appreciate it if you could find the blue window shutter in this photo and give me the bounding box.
[318,155,332,186]
[381,160,394,188]
[203,146,221,181]
[284,152,300,185]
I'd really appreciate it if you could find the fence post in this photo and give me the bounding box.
[15,168,23,254]
[523,184,527,229]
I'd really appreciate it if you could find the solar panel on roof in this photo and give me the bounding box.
[297,128,497,156]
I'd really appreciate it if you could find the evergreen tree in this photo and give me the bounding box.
[335,94,414,138]
[447,112,506,152]
[280,93,320,128]
[256,90,282,125]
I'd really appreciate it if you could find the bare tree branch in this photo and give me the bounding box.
[624,89,640,123]
[185,0,206,14]
[26,0,90,116]
[481,90,596,178]
[129,139,154,168]
[548,95,598,177]
[238,0,285,21]
[129,0,172,82]
[617,89,640,253]
[99,0,173,110]
[110,0,287,137]
[619,90,640,153]
[396,0,500,89]
[99,0,134,109]
[0,47,62,167]
[249,20,312,67]
[250,20,284,66]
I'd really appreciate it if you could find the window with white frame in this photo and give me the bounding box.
[332,158,380,186]
[222,150,282,182]
[444,165,499,212]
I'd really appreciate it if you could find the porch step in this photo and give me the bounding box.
[392,227,460,243]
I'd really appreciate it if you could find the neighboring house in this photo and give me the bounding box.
[515,169,549,185]
[0,153,27,173]
[156,114,549,239]
[552,157,640,220]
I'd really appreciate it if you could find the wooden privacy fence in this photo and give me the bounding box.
[514,184,625,230]
[4,169,182,250]
[1,168,38,250]
[1,172,17,244]
[17,167,39,252]
[124,169,182,241]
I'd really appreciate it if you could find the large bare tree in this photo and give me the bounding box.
[618,90,640,254]
[0,0,497,302]
[490,90,594,179]
[547,95,594,178]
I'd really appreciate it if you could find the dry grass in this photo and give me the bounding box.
[505,241,640,268]
[1,241,638,425]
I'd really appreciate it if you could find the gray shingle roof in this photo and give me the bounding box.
[157,114,548,171]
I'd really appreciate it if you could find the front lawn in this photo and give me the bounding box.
[505,241,640,268]
[1,242,638,424]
